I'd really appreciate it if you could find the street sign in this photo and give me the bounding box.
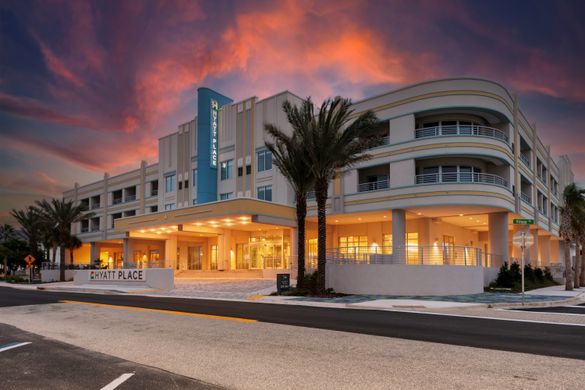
[513,219,534,225]
[24,254,35,268]
[513,231,534,248]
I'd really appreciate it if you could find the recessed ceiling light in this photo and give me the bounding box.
[383,215,387,218]
[417,212,422,216]
[459,214,464,217]
[335,220,339,223]
[358,217,362,221]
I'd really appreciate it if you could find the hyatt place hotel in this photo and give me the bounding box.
[64,78,574,295]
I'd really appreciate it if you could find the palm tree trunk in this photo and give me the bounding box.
[3,256,7,277]
[59,245,66,282]
[295,195,307,289]
[564,239,573,290]
[70,247,74,265]
[52,246,57,264]
[315,178,328,294]
[574,242,581,288]
[580,239,585,287]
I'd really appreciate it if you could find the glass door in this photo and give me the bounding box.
[188,246,202,270]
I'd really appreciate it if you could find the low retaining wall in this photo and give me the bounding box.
[74,268,174,290]
[41,269,75,282]
[483,267,500,287]
[326,263,485,296]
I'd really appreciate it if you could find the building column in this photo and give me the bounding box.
[488,212,509,268]
[528,228,539,266]
[392,209,406,262]
[164,234,178,269]
[90,242,99,266]
[123,238,132,268]
[218,229,231,271]
[539,235,551,267]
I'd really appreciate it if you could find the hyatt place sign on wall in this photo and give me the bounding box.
[89,269,145,282]
[210,99,219,168]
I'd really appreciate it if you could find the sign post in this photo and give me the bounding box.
[512,230,534,305]
[24,254,35,284]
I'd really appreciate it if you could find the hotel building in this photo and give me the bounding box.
[64,78,574,295]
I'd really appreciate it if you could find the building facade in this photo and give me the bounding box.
[63,78,574,292]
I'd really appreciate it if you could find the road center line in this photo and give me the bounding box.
[60,300,257,323]
[100,373,135,390]
[0,342,31,353]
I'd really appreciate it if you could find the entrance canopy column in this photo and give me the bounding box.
[392,209,406,262]
[528,228,539,266]
[164,234,178,269]
[123,238,133,268]
[488,212,509,267]
[90,242,98,266]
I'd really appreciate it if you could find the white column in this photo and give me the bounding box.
[488,212,509,267]
[539,235,551,267]
[392,209,406,262]
[123,238,131,268]
[528,228,539,266]
[164,234,178,269]
[90,242,99,266]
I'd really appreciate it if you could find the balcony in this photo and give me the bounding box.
[151,189,158,197]
[91,203,101,210]
[358,179,389,192]
[80,226,89,233]
[538,175,547,185]
[415,124,509,143]
[415,172,508,188]
[124,194,137,202]
[112,198,123,205]
[520,192,532,204]
[519,153,531,168]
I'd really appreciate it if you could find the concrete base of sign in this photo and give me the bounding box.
[41,269,75,282]
[74,268,174,290]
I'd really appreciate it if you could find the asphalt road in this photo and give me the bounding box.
[1,286,585,360]
[0,323,221,390]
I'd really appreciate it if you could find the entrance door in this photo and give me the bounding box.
[188,246,202,270]
[443,235,455,264]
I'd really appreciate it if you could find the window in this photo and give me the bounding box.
[164,203,176,211]
[111,213,122,228]
[338,236,368,257]
[150,180,158,196]
[220,160,234,180]
[192,169,197,187]
[382,234,392,254]
[220,192,233,200]
[112,190,122,205]
[257,149,273,172]
[150,205,158,213]
[192,199,197,205]
[238,166,243,177]
[184,179,189,188]
[81,219,89,233]
[246,165,251,175]
[178,181,183,190]
[210,245,218,270]
[257,185,272,201]
[406,232,419,264]
[165,174,175,193]
[123,210,136,217]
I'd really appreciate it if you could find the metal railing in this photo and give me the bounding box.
[112,198,122,205]
[537,175,547,185]
[80,227,89,233]
[151,190,159,196]
[306,191,316,200]
[326,245,483,266]
[358,179,389,192]
[520,192,532,204]
[415,125,509,143]
[519,153,531,167]
[91,203,101,210]
[125,260,164,269]
[124,195,137,202]
[415,172,508,188]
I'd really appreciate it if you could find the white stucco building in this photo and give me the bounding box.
[63,78,574,295]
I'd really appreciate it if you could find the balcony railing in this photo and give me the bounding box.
[151,190,158,197]
[80,226,89,233]
[327,245,482,266]
[415,125,509,143]
[112,198,122,205]
[124,195,137,202]
[358,179,389,192]
[537,175,547,185]
[91,203,101,210]
[519,153,531,167]
[415,172,508,188]
[520,192,532,204]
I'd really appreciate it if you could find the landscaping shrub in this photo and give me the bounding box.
[490,261,558,292]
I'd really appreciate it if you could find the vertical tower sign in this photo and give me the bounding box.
[210,99,219,168]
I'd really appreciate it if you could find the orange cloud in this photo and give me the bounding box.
[37,40,84,87]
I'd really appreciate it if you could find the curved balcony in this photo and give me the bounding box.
[415,172,508,188]
[358,179,389,192]
[415,124,509,144]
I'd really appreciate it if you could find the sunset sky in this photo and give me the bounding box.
[1,0,584,224]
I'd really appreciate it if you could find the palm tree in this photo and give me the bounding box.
[265,100,316,288]
[301,97,382,292]
[10,206,43,261]
[560,183,585,290]
[36,198,91,281]
[66,235,83,266]
[0,224,16,276]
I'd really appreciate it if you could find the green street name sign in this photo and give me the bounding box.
[513,219,534,225]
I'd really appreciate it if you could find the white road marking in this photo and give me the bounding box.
[374,308,585,327]
[100,373,135,390]
[0,341,31,353]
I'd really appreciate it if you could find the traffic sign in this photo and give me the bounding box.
[513,231,534,248]
[24,254,35,268]
[513,219,534,225]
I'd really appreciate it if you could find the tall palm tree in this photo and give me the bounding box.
[560,183,585,290]
[301,97,382,292]
[36,198,91,281]
[0,224,16,276]
[66,235,83,266]
[10,206,43,261]
[265,100,316,288]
